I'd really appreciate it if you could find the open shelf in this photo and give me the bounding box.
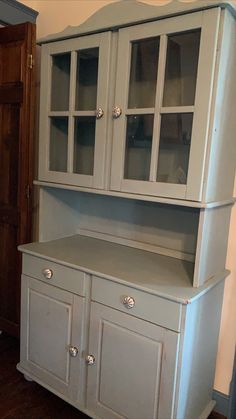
[19,234,229,304]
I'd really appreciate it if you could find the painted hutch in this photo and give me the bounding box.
[17,1,236,418]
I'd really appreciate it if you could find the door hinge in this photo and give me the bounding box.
[25,184,31,199]
[28,54,34,69]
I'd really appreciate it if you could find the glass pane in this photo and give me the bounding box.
[128,38,160,109]
[76,48,99,111]
[74,117,96,175]
[49,117,68,172]
[124,115,154,181]
[163,30,201,107]
[51,54,71,111]
[156,113,193,184]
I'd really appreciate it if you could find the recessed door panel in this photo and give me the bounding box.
[20,276,84,401]
[87,302,179,419]
[28,288,72,382]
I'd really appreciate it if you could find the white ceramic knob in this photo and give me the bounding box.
[69,345,79,357]
[112,106,122,118]
[96,107,104,119]
[86,354,96,365]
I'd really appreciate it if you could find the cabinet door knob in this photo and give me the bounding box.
[95,107,104,119]
[42,268,53,279]
[112,106,122,119]
[69,345,79,357]
[123,295,135,309]
[86,354,95,365]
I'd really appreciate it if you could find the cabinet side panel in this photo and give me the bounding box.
[194,205,232,286]
[175,280,225,419]
[38,187,81,242]
[203,10,236,202]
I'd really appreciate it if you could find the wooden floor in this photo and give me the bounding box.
[0,332,225,419]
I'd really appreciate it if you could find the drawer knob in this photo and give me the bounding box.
[86,354,95,365]
[123,295,135,309]
[42,268,53,279]
[69,345,79,357]
[112,106,122,119]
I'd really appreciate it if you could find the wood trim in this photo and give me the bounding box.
[228,348,236,419]
[0,0,38,25]
[18,22,36,246]
[34,180,236,209]
[38,1,236,45]
[186,8,221,200]
[212,390,230,416]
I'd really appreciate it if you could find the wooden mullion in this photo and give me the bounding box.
[160,106,195,114]
[72,110,96,117]
[126,108,155,115]
[67,51,77,173]
[48,111,69,117]
[149,34,167,182]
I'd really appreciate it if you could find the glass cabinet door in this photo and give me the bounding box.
[39,32,111,189]
[111,9,220,200]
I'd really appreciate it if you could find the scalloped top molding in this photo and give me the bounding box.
[38,0,236,44]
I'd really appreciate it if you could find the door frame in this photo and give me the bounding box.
[0,0,37,25]
[0,10,37,336]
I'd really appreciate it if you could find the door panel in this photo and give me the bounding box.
[0,23,35,336]
[38,32,111,189]
[20,276,84,401]
[110,9,220,201]
[87,302,179,419]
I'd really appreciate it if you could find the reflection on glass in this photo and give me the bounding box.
[124,115,154,181]
[156,113,193,184]
[49,117,68,172]
[75,48,99,111]
[73,117,96,175]
[163,30,201,107]
[51,54,71,111]
[128,38,160,109]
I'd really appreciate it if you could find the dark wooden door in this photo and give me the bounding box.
[0,23,36,337]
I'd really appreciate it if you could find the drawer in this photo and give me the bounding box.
[92,276,182,332]
[22,254,86,296]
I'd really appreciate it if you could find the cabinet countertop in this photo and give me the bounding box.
[19,235,228,304]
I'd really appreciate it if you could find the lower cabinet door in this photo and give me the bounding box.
[20,275,85,402]
[87,302,180,419]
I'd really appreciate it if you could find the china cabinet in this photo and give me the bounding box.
[17,1,236,419]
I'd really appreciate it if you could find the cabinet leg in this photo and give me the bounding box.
[24,374,33,382]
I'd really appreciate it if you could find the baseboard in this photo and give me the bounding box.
[212,390,229,417]
[228,348,236,419]
[214,347,236,419]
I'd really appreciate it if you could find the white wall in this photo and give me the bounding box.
[20,0,236,395]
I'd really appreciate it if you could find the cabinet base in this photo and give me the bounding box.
[17,363,216,419]
[24,373,33,382]
[16,363,99,419]
[199,400,216,419]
